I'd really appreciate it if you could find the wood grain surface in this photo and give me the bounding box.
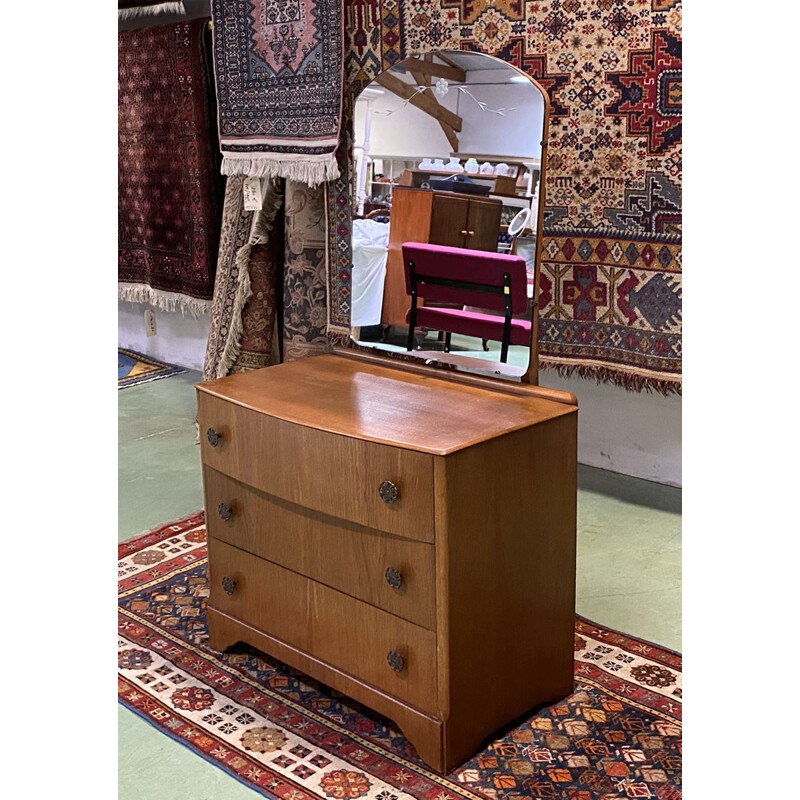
[204,467,436,629]
[196,354,575,455]
[198,389,435,541]
[383,187,433,326]
[208,538,439,714]
[434,413,578,769]
[207,607,448,772]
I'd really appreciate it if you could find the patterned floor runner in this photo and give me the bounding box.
[119,514,682,799]
[118,348,187,389]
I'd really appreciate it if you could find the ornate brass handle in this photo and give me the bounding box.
[387,650,405,672]
[221,576,237,596]
[385,566,403,590]
[218,503,233,522]
[207,428,223,447]
[378,481,399,505]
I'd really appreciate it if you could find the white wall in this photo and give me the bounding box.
[452,78,543,159]
[356,87,460,159]
[119,301,210,372]
[541,370,682,487]
[355,71,543,162]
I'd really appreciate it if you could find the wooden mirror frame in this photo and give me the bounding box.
[346,51,551,386]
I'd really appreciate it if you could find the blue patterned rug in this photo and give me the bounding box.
[118,348,187,389]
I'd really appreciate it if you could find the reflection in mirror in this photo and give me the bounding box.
[350,50,546,381]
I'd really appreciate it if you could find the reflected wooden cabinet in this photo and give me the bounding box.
[197,354,577,773]
[382,187,502,327]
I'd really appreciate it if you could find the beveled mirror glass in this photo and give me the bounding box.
[350,50,549,382]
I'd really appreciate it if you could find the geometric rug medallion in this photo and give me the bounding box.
[119,513,682,799]
[118,348,187,389]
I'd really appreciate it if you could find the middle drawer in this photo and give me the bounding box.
[204,466,436,630]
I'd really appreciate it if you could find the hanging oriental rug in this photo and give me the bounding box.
[118,19,223,317]
[119,513,682,799]
[210,0,343,185]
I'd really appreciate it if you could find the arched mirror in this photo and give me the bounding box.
[349,50,549,383]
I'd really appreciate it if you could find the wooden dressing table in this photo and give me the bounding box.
[197,351,577,773]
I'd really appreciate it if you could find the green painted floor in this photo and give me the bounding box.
[118,369,681,799]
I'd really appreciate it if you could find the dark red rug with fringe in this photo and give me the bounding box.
[118,18,223,316]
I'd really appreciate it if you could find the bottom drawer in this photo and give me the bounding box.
[208,538,439,714]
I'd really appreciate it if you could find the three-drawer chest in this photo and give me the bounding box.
[196,353,578,773]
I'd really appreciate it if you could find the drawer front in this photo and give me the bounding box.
[208,538,438,714]
[205,467,436,629]
[198,392,434,543]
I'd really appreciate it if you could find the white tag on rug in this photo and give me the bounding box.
[242,177,263,211]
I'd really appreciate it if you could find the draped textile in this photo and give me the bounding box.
[202,177,285,380]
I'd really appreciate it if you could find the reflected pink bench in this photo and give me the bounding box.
[402,242,531,363]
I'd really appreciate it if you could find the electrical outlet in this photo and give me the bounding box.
[144,309,157,337]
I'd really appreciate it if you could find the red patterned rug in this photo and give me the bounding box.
[118,18,223,316]
[119,513,682,799]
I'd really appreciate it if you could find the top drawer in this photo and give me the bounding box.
[197,392,435,543]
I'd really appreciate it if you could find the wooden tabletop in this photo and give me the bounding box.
[197,354,577,455]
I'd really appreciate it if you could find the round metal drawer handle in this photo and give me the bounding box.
[385,566,403,590]
[378,480,399,505]
[221,576,237,596]
[218,503,233,522]
[387,650,405,672]
[207,428,223,447]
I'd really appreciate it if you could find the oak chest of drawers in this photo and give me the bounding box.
[196,353,577,773]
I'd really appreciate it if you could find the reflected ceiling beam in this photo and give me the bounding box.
[402,57,466,84]
[407,63,459,152]
[375,72,463,133]
[433,53,468,74]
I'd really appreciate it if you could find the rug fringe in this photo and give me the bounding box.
[214,179,285,378]
[118,283,211,319]
[538,360,682,397]
[118,2,185,22]
[221,155,340,187]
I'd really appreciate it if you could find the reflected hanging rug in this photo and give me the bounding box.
[118,19,223,316]
[210,0,343,185]
[119,513,682,799]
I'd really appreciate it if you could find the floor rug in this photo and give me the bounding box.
[119,513,682,799]
[118,348,187,389]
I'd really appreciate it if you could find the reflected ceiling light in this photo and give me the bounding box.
[510,75,530,83]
